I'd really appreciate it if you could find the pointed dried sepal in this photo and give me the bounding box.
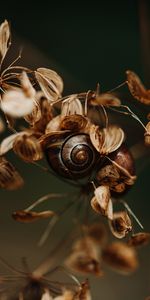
[61,96,83,116]
[90,93,121,107]
[91,185,113,220]
[0,157,24,190]
[145,122,150,146]
[0,20,11,64]
[12,210,56,223]
[1,89,35,118]
[60,114,88,132]
[65,237,102,276]
[109,211,132,239]
[102,242,138,274]
[126,70,150,105]
[35,68,63,101]
[128,232,150,247]
[13,133,43,162]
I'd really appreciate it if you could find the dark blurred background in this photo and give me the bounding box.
[0,1,150,299]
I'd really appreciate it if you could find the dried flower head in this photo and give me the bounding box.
[128,232,150,247]
[109,211,132,239]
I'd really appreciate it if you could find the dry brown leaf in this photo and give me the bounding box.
[45,115,62,134]
[13,133,43,162]
[145,122,150,146]
[90,93,121,107]
[60,114,88,132]
[35,68,63,101]
[128,232,150,247]
[0,20,11,64]
[126,70,150,105]
[91,185,113,220]
[109,211,132,239]
[61,96,83,116]
[12,210,56,223]
[1,89,34,118]
[102,242,138,274]
[0,157,24,190]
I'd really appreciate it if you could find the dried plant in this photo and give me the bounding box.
[0,20,150,299]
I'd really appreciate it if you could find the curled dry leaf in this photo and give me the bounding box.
[145,122,150,146]
[126,70,150,105]
[1,89,34,118]
[65,237,102,276]
[61,96,83,116]
[12,210,56,223]
[128,232,150,247]
[102,242,138,274]
[35,68,63,101]
[87,222,108,247]
[0,20,11,63]
[109,211,132,239]
[45,115,62,134]
[60,114,88,132]
[13,133,43,162]
[91,185,113,220]
[90,93,121,107]
[0,157,24,190]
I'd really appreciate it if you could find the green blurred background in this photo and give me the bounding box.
[0,0,150,299]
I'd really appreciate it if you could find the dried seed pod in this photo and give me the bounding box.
[128,232,150,247]
[145,122,150,146]
[12,210,56,223]
[0,157,24,190]
[61,96,83,116]
[0,132,23,155]
[24,100,41,125]
[35,67,63,101]
[91,185,113,220]
[34,97,53,133]
[109,211,132,239]
[76,280,91,300]
[102,242,138,274]
[13,133,43,162]
[60,114,88,132]
[54,290,74,300]
[1,89,35,118]
[126,70,150,105]
[87,222,108,247]
[89,125,124,155]
[0,20,11,63]
[89,93,121,107]
[65,237,102,276]
[45,115,62,134]
[0,117,5,133]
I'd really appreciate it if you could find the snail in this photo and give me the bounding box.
[44,131,100,179]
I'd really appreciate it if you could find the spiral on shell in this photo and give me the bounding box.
[45,132,99,179]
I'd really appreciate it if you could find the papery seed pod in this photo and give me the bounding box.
[145,122,150,146]
[54,290,74,300]
[61,96,83,116]
[91,185,113,220]
[60,114,88,132]
[128,232,150,247]
[89,93,121,107]
[33,97,53,133]
[41,131,99,179]
[45,115,62,134]
[24,100,41,125]
[109,211,132,239]
[65,237,102,276]
[0,157,24,190]
[102,242,138,274]
[13,133,43,162]
[12,210,56,223]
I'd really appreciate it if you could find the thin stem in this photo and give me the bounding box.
[25,193,67,212]
[107,81,127,93]
[1,50,22,77]
[120,200,144,229]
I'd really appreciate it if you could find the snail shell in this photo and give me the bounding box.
[45,132,99,179]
